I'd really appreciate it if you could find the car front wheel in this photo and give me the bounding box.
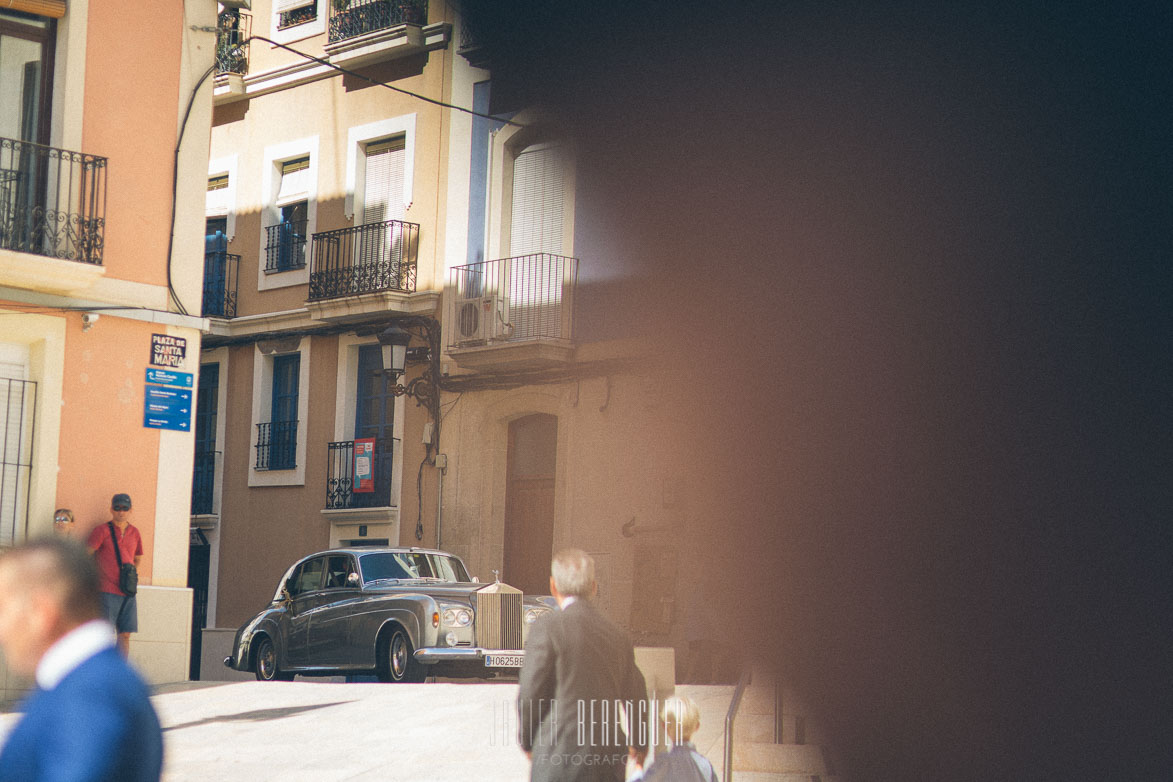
[379,626,426,683]
[254,637,293,682]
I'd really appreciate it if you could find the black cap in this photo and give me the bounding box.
[111,493,132,509]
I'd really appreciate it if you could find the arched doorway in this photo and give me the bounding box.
[503,414,557,595]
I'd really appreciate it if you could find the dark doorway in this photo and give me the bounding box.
[503,414,557,595]
[187,529,210,680]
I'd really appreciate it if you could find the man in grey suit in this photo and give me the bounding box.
[518,549,648,782]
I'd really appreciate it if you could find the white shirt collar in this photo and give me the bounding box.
[557,595,578,609]
[36,619,117,690]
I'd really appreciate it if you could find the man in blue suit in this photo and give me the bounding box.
[0,538,163,782]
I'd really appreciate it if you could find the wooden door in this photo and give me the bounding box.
[503,414,557,596]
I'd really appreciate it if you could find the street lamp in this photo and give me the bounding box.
[377,324,412,378]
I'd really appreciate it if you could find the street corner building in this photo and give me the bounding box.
[0,0,218,701]
[193,0,708,678]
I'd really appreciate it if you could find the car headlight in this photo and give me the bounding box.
[525,607,550,625]
[441,606,472,627]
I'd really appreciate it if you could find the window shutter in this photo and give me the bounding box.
[362,139,405,225]
[274,0,316,14]
[510,143,564,257]
[276,157,310,206]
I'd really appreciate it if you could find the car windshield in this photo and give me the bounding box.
[358,552,471,584]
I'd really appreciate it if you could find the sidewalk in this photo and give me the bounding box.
[1,681,733,782]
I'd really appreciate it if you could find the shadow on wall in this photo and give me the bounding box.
[458,2,1173,781]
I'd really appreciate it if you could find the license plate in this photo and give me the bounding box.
[484,653,524,668]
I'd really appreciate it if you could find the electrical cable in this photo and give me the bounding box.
[245,35,527,128]
[166,61,218,316]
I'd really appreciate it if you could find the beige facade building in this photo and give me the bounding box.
[0,0,218,700]
[198,0,701,677]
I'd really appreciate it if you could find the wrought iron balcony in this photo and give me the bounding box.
[215,10,251,76]
[202,250,239,318]
[191,449,219,515]
[447,254,578,349]
[308,219,418,300]
[264,219,307,273]
[325,439,396,509]
[328,0,427,43]
[0,136,107,264]
[256,420,298,470]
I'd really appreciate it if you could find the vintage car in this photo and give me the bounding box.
[224,547,555,682]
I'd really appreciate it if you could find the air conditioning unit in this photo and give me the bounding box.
[455,295,509,345]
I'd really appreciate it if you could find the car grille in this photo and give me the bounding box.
[475,591,523,649]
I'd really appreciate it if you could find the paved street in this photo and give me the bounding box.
[0,681,734,782]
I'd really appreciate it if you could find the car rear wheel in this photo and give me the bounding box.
[255,637,293,682]
[378,626,426,683]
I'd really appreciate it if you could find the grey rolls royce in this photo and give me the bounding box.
[223,547,555,682]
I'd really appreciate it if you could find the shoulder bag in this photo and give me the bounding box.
[107,522,139,596]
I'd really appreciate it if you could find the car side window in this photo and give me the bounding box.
[291,557,326,595]
[324,555,354,589]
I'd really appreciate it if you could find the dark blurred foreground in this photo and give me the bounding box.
[461,1,1172,779]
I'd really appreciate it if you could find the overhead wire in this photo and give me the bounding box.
[245,35,527,128]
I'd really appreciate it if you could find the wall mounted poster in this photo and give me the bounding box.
[354,438,375,492]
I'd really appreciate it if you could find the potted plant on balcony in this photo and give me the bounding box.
[396,0,422,24]
[332,0,350,11]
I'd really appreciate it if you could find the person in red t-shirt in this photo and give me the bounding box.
[86,493,143,657]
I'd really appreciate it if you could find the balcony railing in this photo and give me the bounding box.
[325,439,397,509]
[256,421,298,470]
[215,10,251,76]
[202,250,239,318]
[0,136,107,264]
[328,0,427,43]
[447,254,578,348]
[191,450,219,515]
[308,219,418,300]
[264,219,307,273]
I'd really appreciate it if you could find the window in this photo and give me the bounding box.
[206,155,238,240]
[270,0,324,44]
[0,12,54,146]
[191,363,220,515]
[266,157,310,273]
[510,142,567,257]
[324,555,356,589]
[290,556,326,596]
[275,0,316,29]
[260,139,317,290]
[260,353,300,470]
[0,345,35,547]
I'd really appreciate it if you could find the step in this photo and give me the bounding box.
[732,742,829,775]
[730,773,842,782]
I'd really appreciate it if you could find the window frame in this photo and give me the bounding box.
[270,0,325,45]
[258,137,319,290]
[249,338,311,487]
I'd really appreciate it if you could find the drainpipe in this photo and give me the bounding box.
[435,453,447,548]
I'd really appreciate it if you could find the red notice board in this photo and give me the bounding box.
[354,438,375,492]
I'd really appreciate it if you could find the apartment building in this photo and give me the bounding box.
[198,0,699,676]
[0,0,217,699]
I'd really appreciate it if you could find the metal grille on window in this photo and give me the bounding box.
[0,376,36,547]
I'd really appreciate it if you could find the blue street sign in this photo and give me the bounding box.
[146,368,194,388]
[144,412,191,432]
[143,386,193,431]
